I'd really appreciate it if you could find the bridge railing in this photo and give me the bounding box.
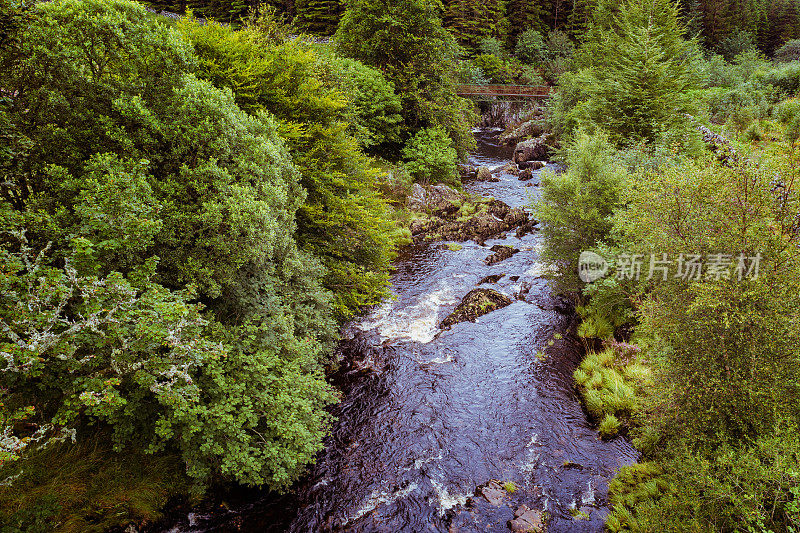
[456,84,551,97]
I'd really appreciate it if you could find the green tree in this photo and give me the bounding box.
[293,0,343,34]
[571,0,700,144]
[442,0,506,50]
[181,17,400,319]
[335,0,477,159]
[0,0,337,491]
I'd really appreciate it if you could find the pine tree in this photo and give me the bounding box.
[442,0,506,49]
[294,0,343,35]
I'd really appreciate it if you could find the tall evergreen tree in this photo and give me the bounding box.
[442,0,506,49]
[293,0,342,34]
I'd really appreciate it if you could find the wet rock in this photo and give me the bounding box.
[476,166,494,181]
[406,183,463,217]
[440,289,513,328]
[518,160,545,171]
[518,169,533,181]
[513,135,551,164]
[509,505,544,532]
[503,207,528,227]
[410,217,444,236]
[477,480,507,506]
[491,162,519,176]
[500,117,546,146]
[515,220,538,239]
[509,275,520,282]
[459,163,478,180]
[479,274,504,284]
[485,245,519,265]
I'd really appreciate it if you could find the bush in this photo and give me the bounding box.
[318,53,404,152]
[762,61,800,95]
[401,127,458,185]
[478,36,506,58]
[0,0,338,492]
[471,53,515,84]
[514,29,546,64]
[534,131,627,290]
[717,28,757,60]
[775,38,800,62]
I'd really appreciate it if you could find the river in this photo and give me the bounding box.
[163,129,637,533]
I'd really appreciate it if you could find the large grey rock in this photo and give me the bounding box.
[514,135,551,163]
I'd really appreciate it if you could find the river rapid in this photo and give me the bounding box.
[163,129,637,533]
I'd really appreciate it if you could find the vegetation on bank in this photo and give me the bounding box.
[534,0,800,530]
[1,0,800,529]
[0,0,471,528]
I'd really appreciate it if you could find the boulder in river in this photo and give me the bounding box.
[515,219,538,239]
[477,480,507,506]
[500,117,547,146]
[485,245,519,265]
[440,289,512,328]
[476,166,494,181]
[513,135,551,163]
[478,274,504,284]
[518,160,545,171]
[491,162,519,176]
[518,169,533,181]
[458,163,478,180]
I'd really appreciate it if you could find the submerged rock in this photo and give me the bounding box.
[485,245,519,265]
[458,163,478,180]
[440,289,513,328]
[478,274,504,284]
[509,505,544,532]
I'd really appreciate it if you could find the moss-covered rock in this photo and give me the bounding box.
[440,288,513,328]
[485,245,519,265]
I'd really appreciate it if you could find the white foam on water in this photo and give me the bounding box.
[347,483,419,524]
[581,480,596,506]
[430,479,472,517]
[356,283,462,344]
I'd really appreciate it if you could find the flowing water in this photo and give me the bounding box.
[164,129,637,533]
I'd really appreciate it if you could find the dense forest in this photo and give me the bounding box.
[0,0,799,530]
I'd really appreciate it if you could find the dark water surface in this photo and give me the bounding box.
[163,130,637,533]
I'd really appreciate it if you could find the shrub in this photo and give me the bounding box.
[401,127,458,185]
[763,61,800,95]
[471,53,515,84]
[515,29,546,64]
[598,414,622,438]
[717,29,757,60]
[534,131,627,291]
[479,36,506,58]
[775,38,800,62]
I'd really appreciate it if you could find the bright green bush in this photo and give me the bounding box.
[534,131,627,291]
[471,53,515,84]
[318,54,404,152]
[401,127,458,185]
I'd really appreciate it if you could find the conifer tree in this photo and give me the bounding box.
[294,0,342,35]
[442,0,506,49]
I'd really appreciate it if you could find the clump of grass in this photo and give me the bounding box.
[599,413,621,438]
[574,348,650,438]
[0,431,191,533]
[503,481,518,494]
[444,242,463,251]
[569,508,590,520]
